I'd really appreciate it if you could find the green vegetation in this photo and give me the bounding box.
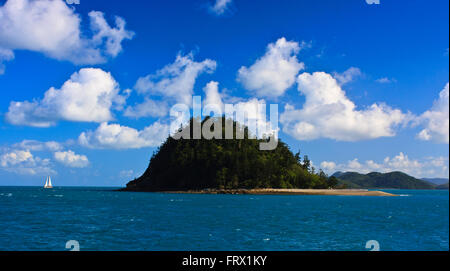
[124,117,338,191]
[333,171,436,189]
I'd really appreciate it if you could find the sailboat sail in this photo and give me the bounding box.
[44,176,53,188]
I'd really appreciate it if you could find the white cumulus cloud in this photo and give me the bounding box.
[415,83,449,144]
[280,72,408,141]
[0,0,134,73]
[237,37,305,98]
[0,149,55,175]
[78,122,169,149]
[134,52,216,106]
[54,150,89,168]
[5,68,126,127]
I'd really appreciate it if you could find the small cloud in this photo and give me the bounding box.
[119,170,134,178]
[299,41,313,51]
[333,67,362,85]
[320,161,336,172]
[365,0,380,4]
[13,140,63,152]
[54,150,89,168]
[376,77,396,84]
[209,0,233,16]
[0,48,14,75]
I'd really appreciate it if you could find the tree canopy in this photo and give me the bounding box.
[124,117,337,191]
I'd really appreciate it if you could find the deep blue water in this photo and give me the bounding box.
[0,187,448,251]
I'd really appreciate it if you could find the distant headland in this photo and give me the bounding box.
[120,117,399,196]
[333,171,448,190]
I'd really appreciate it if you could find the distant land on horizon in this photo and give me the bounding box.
[333,171,448,190]
[421,178,450,185]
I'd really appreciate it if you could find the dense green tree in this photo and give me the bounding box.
[328,176,339,188]
[302,155,311,171]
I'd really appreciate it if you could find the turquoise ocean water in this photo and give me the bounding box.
[0,187,448,251]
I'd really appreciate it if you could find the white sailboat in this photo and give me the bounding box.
[44,176,53,189]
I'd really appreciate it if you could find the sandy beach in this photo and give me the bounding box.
[161,188,397,196]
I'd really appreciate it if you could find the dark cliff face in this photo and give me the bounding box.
[123,117,336,191]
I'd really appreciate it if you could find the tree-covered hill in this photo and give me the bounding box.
[123,117,338,191]
[333,171,436,189]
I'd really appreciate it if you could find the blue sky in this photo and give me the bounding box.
[0,0,448,186]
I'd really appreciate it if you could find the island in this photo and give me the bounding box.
[121,117,396,196]
[334,171,442,189]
